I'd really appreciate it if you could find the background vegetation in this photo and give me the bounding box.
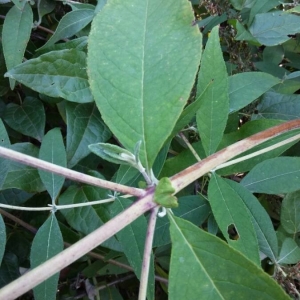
[1,0,300,299]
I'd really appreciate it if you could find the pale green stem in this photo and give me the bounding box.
[0,198,115,211]
[138,206,159,300]
[179,132,201,162]
[171,120,300,193]
[0,146,145,198]
[214,133,300,171]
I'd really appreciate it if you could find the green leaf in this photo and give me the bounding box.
[2,3,33,89]
[39,9,94,51]
[229,72,280,113]
[154,177,178,208]
[153,195,211,247]
[281,191,300,235]
[0,215,6,265]
[168,215,289,300]
[0,253,20,288]
[248,0,280,24]
[59,185,121,251]
[225,179,278,261]
[39,128,66,202]
[89,142,138,167]
[241,157,300,194]
[196,26,229,156]
[37,0,55,26]
[30,214,63,300]
[4,97,45,142]
[249,11,300,46]
[252,91,300,120]
[229,0,255,10]
[277,238,300,264]
[5,49,93,103]
[208,174,260,265]
[170,80,213,138]
[66,103,111,167]
[110,198,154,300]
[0,189,32,206]
[0,119,10,188]
[87,0,202,170]
[1,143,44,192]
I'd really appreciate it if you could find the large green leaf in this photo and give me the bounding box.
[39,128,66,202]
[59,185,121,251]
[168,215,289,300]
[0,189,32,206]
[110,198,154,300]
[39,9,94,51]
[2,3,33,89]
[30,214,63,300]
[225,179,278,261]
[196,26,229,156]
[0,215,6,266]
[229,72,280,113]
[5,49,93,103]
[208,174,260,265]
[87,0,201,170]
[241,157,300,194]
[281,191,300,235]
[252,91,300,120]
[4,97,45,142]
[249,11,300,46]
[66,102,111,167]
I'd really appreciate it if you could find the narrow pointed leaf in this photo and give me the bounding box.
[39,9,94,51]
[110,198,154,300]
[241,157,300,194]
[0,215,6,265]
[5,49,93,103]
[30,214,63,300]
[39,128,66,202]
[87,0,202,170]
[66,103,111,167]
[4,97,45,142]
[196,26,229,156]
[281,191,300,235]
[225,179,278,261]
[208,174,260,264]
[2,3,33,89]
[168,215,289,300]
[277,238,300,264]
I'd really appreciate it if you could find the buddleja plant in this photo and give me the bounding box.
[1,0,300,299]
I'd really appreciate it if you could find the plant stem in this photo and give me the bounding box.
[214,133,300,171]
[0,146,145,198]
[0,192,157,300]
[179,132,201,161]
[171,119,300,192]
[0,208,168,284]
[138,206,159,300]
